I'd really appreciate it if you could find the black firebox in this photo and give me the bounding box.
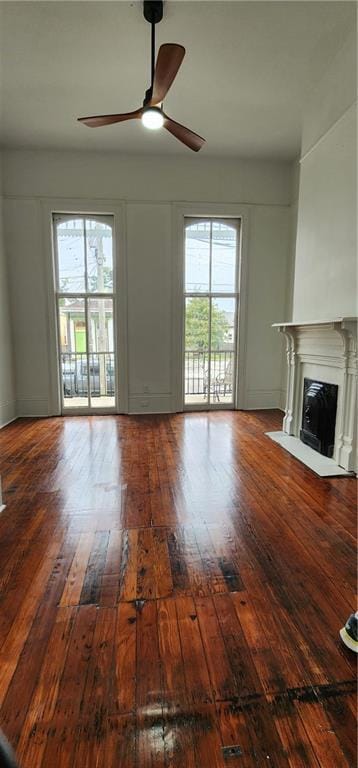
[300,378,338,458]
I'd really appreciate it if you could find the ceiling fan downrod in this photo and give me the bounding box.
[143,1,163,104]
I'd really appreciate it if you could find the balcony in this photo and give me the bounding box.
[184,349,234,405]
[61,352,115,408]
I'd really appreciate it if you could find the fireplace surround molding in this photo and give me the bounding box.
[273,318,357,474]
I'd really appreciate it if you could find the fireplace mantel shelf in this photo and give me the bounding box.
[272,317,357,327]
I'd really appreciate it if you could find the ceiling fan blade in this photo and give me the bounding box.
[150,44,185,105]
[163,114,205,152]
[78,109,142,127]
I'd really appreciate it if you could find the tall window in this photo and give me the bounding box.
[53,214,116,411]
[184,218,240,408]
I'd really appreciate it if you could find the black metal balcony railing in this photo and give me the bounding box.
[184,349,234,399]
[61,352,115,398]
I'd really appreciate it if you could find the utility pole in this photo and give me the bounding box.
[93,237,107,398]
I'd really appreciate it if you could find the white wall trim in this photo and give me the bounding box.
[128,393,172,415]
[171,202,250,412]
[3,195,291,211]
[300,100,357,165]
[40,198,129,415]
[245,388,283,410]
[16,397,49,417]
[0,399,17,428]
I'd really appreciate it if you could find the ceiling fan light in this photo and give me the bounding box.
[141,107,164,130]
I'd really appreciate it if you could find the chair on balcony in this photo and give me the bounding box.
[216,357,233,399]
[203,367,220,402]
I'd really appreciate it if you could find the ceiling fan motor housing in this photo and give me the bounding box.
[143,1,163,25]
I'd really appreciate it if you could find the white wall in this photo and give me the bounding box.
[293,27,357,322]
[0,156,15,427]
[2,150,293,415]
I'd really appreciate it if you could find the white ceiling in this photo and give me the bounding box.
[0,1,355,159]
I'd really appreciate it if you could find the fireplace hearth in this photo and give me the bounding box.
[300,378,338,457]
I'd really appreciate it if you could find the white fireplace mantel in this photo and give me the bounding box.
[272,317,357,474]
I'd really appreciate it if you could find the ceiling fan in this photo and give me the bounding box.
[78,1,205,152]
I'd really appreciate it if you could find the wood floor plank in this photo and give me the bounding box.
[16,607,76,768]
[79,530,109,605]
[317,690,357,767]
[162,711,197,768]
[195,596,238,702]
[216,700,258,768]
[0,536,69,708]
[74,606,117,765]
[153,527,173,599]
[59,532,95,607]
[193,525,228,595]
[224,696,291,766]
[136,528,156,600]
[176,596,213,705]
[99,529,122,606]
[40,605,97,768]
[105,714,136,768]
[267,693,321,768]
[167,528,191,595]
[158,597,187,710]
[214,593,264,699]
[119,528,138,601]
[114,601,137,715]
[136,599,162,711]
[0,538,77,748]
[295,697,352,768]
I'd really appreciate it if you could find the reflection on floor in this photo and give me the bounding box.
[0,410,356,767]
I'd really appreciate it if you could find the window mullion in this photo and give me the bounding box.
[85,295,91,409]
[83,217,88,293]
[208,220,213,403]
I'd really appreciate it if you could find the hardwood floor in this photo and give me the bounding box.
[0,410,356,767]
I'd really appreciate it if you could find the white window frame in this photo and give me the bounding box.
[41,199,128,415]
[54,213,117,413]
[171,203,250,412]
[183,216,240,410]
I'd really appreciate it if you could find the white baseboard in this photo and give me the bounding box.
[9,392,286,418]
[0,399,17,428]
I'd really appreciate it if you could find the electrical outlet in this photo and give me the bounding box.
[140,400,149,407]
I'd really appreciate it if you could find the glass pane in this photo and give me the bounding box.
[86,219,113,293]
[184,297,209,405]
[59,297,88,407]
[210,297,236,404]
[88,298,115,408]
[185,221,210,293]
[56,219,85,292]
[211,222,237,293]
